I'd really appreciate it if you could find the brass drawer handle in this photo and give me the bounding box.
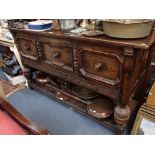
[23,44,31,51]
[94,62,108,71]
[53,52,59,58]
[94,63,102,71]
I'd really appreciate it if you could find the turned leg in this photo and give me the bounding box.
[114,104,130,126]
[114,47,132,127]
[114,128,124,135]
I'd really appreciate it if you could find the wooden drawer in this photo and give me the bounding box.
[16,37,39,61]
[43,37,72,47]
[41,43,73,72]
[78,48,123,86]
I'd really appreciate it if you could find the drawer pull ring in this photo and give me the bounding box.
[53,52,59,58]
[95,63,102,71]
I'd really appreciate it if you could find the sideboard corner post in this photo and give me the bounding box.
[114,47,134,126]
[73,47,79,75]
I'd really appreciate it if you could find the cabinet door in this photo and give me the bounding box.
[78,48,123,86]
[41,42,73,73]
[17,37,39,62]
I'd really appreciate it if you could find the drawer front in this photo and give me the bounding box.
[17,37,39,61]
[42,43,73,72]
[79,48,123,85]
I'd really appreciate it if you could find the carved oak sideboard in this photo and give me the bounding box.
[10,28,155,134]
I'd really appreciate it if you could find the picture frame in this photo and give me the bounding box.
[131,111,155,135]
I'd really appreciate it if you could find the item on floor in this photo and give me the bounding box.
[102,19,154,38]
[72,85,99,100]
[4,72,26,85]
[87,98,114,118]
[60,79,72,90]
[0,97,49,135]
[35,72,50,84]
[0,79,20,97]
[2,65,21,76]
[5,55,17,67]
[50,75,62,86]
[131,82,155,135]
[0,59,4,67]
[23,67,32,80]
[2,48,14,60]
[82,30,104,37]
[56,91,69,101]
[0,45,9,59]
[28,20,53,31]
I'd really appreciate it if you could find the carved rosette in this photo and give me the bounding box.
[114,105,131,126]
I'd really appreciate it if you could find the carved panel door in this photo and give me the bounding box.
[41,42,74,73]
[78,48,123,86]
[16,37,39,62]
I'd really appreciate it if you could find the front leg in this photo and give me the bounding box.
[114,47,133,126]
[114,104,130,126]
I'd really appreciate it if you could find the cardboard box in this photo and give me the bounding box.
[4,73,26,85]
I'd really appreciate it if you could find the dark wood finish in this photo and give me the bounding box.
[10,27,155,134]
[41,42,73,72]
[151,51,155,81]
[78,47,122,85]
[16,37,39,62]
[0,97,49,135]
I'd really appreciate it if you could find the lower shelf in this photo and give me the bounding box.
[29,80,134,134]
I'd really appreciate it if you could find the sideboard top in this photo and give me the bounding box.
[10,28,155,49]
